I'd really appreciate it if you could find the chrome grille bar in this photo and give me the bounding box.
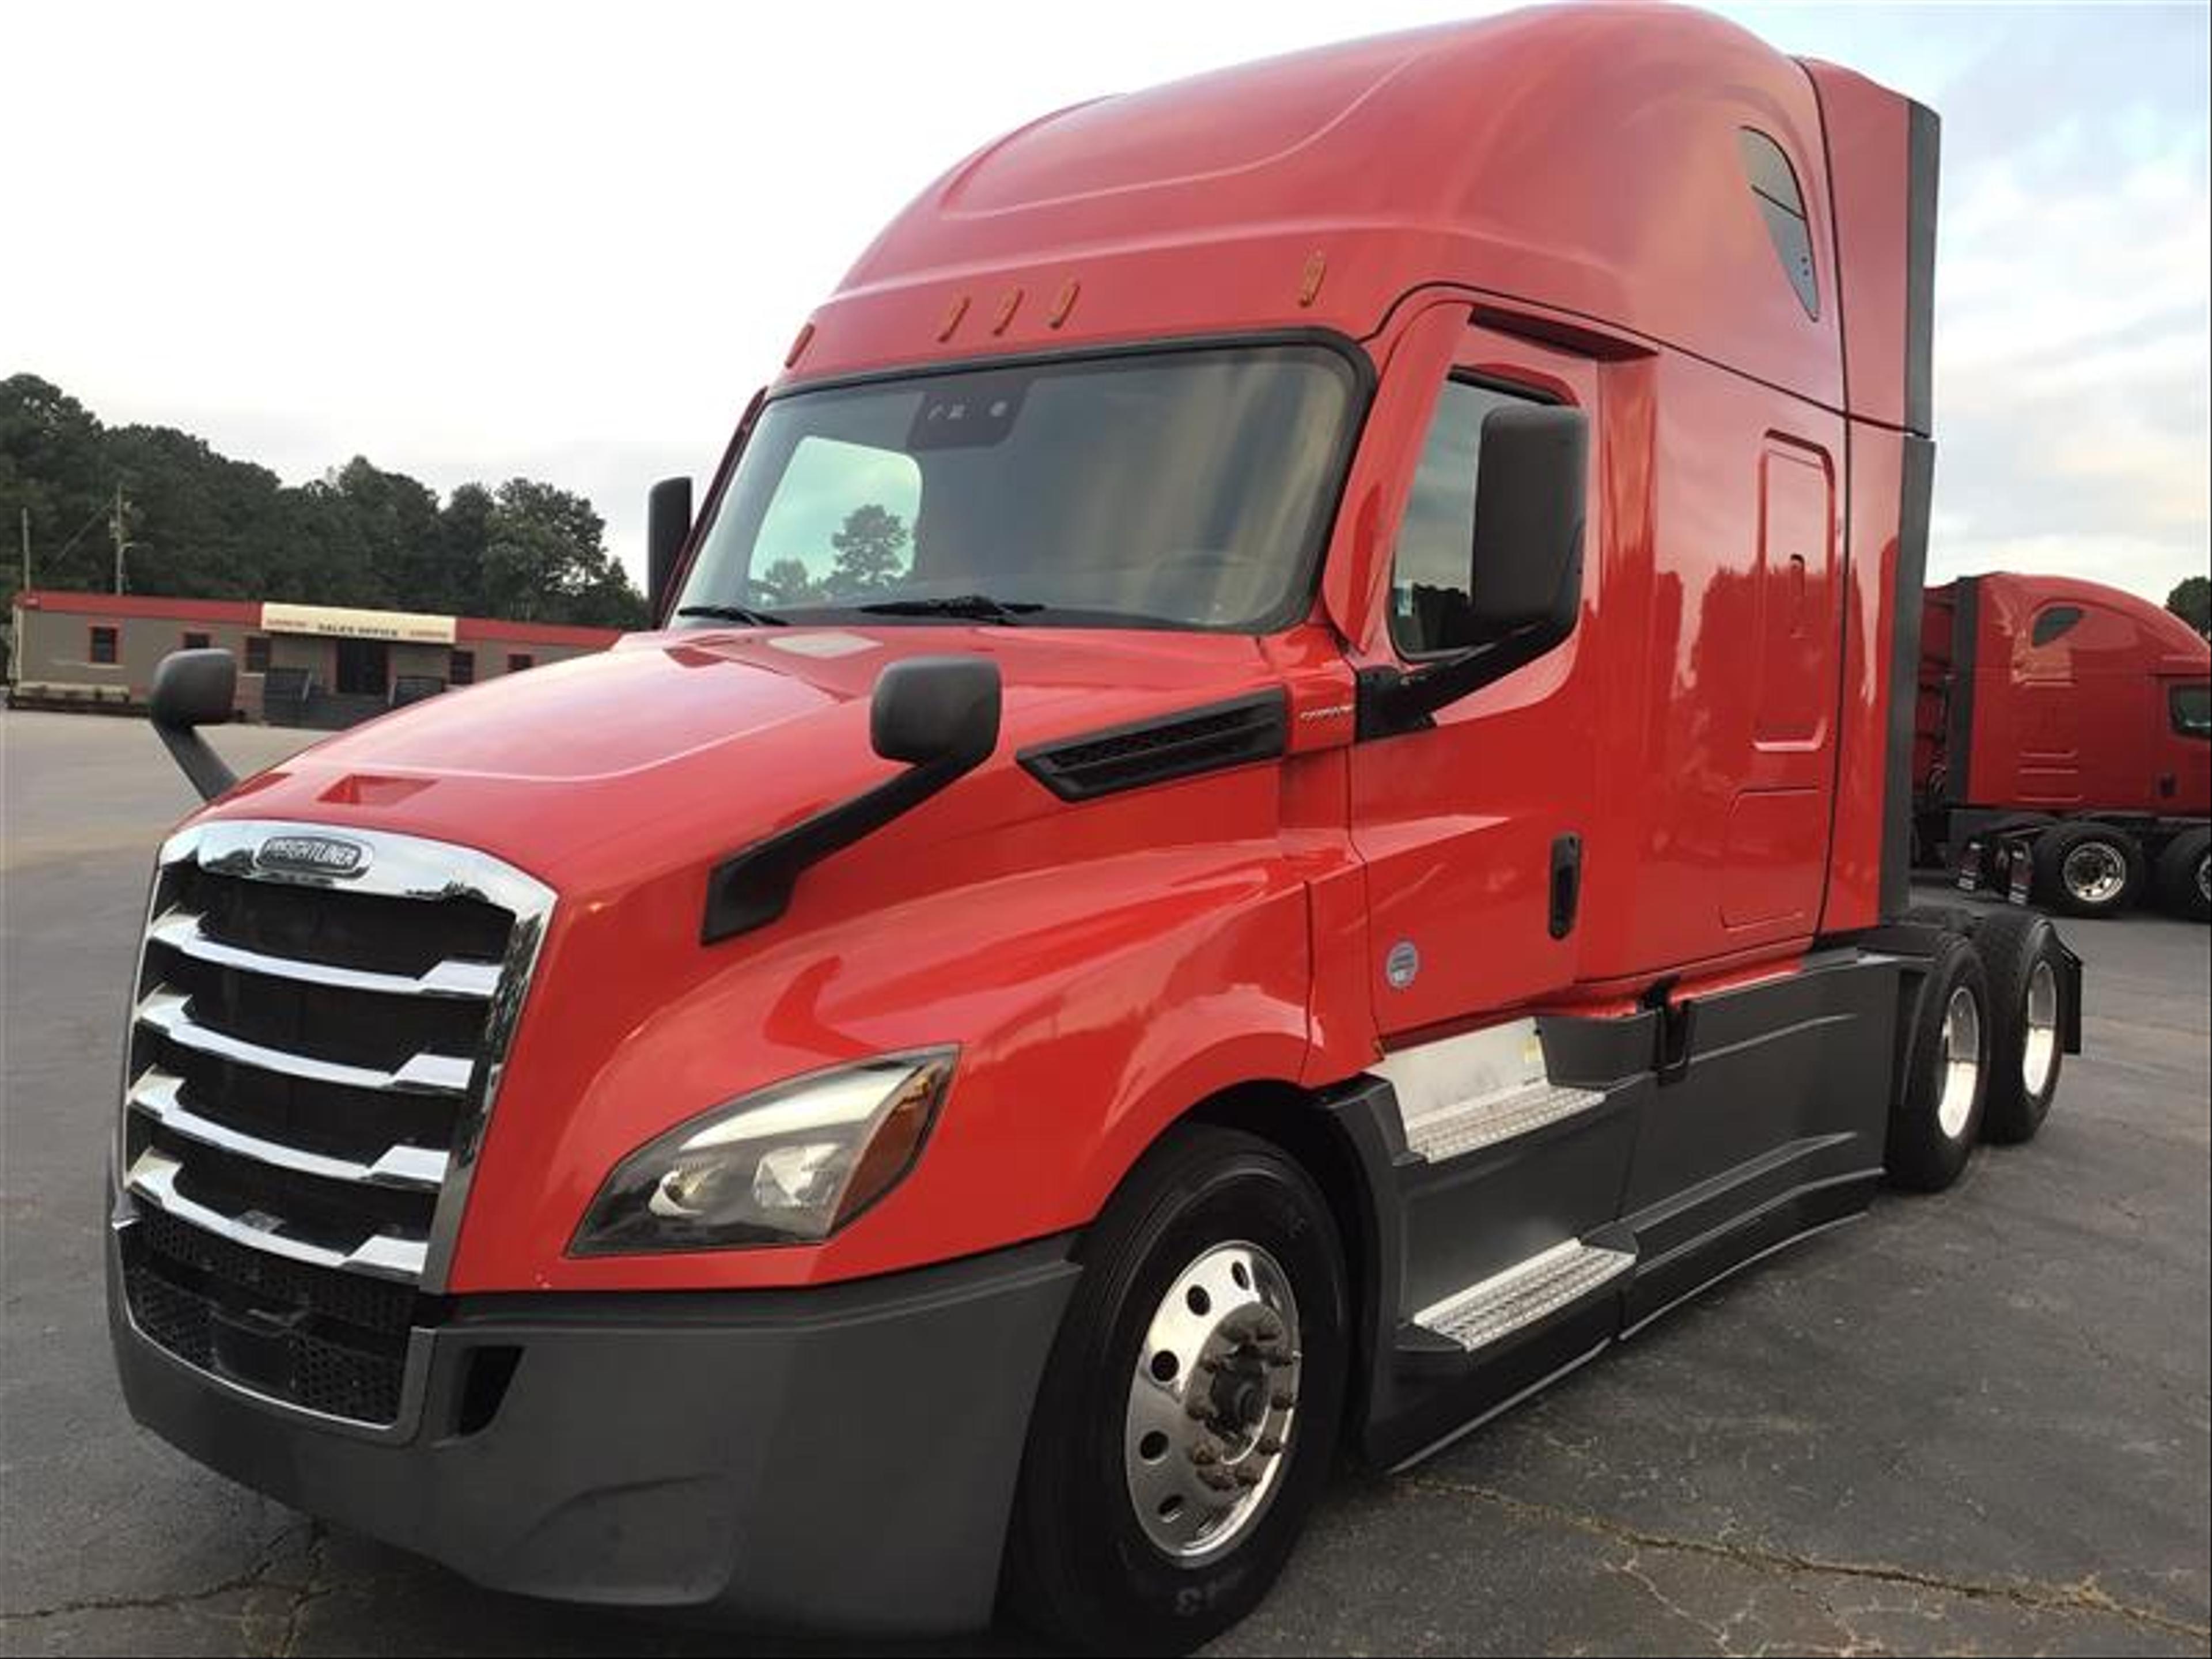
[146,907,502,999]
[135,987,476,1096]
[126,1148,429,1282]
[127,1069,449,1191]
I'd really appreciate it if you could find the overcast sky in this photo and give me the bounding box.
[7,2,2206,606]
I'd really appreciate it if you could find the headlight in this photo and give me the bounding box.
[571,1050,955,1255]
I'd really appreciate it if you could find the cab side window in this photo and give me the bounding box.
[2173,683,2212,740]
[1391,380,1542,658]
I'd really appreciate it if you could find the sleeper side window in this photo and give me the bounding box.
[1389,380,1543,658]
[2031,605,2083,647]
[1740,128,1819,320]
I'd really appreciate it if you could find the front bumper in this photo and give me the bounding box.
[108,1215,1079,1635]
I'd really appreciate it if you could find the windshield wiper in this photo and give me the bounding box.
[676,604,789,627]
[853,595,1046,623]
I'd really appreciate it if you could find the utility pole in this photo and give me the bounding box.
[111,482,128,594]
[18,506,28,592]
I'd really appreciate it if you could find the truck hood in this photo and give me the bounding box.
[201,624,1286,894]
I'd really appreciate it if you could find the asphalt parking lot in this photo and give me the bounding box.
[3,705,2208,1657]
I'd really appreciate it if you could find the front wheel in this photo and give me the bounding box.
[1003,1126,1349,1656]
[2032,821,2147,917]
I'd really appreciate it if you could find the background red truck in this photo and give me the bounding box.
[108,9,2088,1654]
[1917,571,2212,920]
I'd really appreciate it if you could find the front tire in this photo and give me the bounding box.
[1886,934,1992,1191]
[2032,821,2147,917]
[1003,1126,1348,1656]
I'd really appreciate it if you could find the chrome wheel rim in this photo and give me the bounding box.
[2062,842,2127,906]
[2197,852,2210,905]
[1937,984,1983,1139]
[2021,959,2059,1099]
[1124,1241,1301,1559]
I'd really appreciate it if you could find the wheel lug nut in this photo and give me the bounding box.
[1271,1391,1296,1411]
[1256,1435,1284,1456]
[1190,1445,1218,1466]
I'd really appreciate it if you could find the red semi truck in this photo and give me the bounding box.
[110,10,2086,1653]
[1918,571,2211,921]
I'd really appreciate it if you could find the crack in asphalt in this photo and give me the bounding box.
[0,1521,313,1627]
[1406,1472,2212,1646]
[274,1525,331,1658]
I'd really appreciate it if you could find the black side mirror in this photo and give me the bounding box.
[647,476,693,625]
[1466,403,1588,640]
[149,648,239,801]
[702,656,1003,944]
[872,656,1003,770]
[1359,403,1589,738]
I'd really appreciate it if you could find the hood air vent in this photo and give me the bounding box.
[1018,690,1287,802]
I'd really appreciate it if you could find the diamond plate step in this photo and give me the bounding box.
[1400,1078,1607,1163]
[1412,1240,1636,1354]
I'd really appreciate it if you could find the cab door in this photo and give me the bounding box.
[2155,676,2212,815]
[1348,327,1601,1039]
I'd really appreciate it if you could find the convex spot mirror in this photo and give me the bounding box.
[872,656,1002,770]
[149,647,239,802]
[150,647,237,731]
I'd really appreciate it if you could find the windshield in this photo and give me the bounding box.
[674,344,1361,632]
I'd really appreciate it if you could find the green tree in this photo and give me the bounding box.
[105,424,285,599]
[0,374,108,608]
[829,503,908,594]
[480,478,646,628]
[757,557,823,605]
[0,377,643,630]
[2168,574,2211,641]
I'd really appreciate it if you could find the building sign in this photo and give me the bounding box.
[260,603,457,645]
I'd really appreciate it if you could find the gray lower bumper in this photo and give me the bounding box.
[109,1223,1079,1635]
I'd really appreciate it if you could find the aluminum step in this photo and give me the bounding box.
[1400,1078,1607,1163]
[1377,1018,1608,1164]
[1412,1240,1636,1354]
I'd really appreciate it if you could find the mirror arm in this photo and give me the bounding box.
[153,718,238,803]
[700,752,973,944]
[1354,623,1553,740]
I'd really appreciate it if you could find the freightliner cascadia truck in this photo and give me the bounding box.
[1918,571,2211,921]
[109,9,2087,1652]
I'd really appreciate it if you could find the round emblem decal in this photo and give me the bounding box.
[1385,940,1420,991]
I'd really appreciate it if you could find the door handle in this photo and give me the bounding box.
[2160,772,2177,798]
[1549,832,1582,940]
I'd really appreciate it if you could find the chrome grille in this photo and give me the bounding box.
[117,820,552,1316]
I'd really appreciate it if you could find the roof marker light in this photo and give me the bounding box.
[992,287,1024,335]
[1298,251,1327,308]
[1047,278,1080,329]
[937,294,971,342]
[783,321,816,368]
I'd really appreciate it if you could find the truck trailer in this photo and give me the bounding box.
[1919,571,2211,921]
[109,9,2085,1652]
